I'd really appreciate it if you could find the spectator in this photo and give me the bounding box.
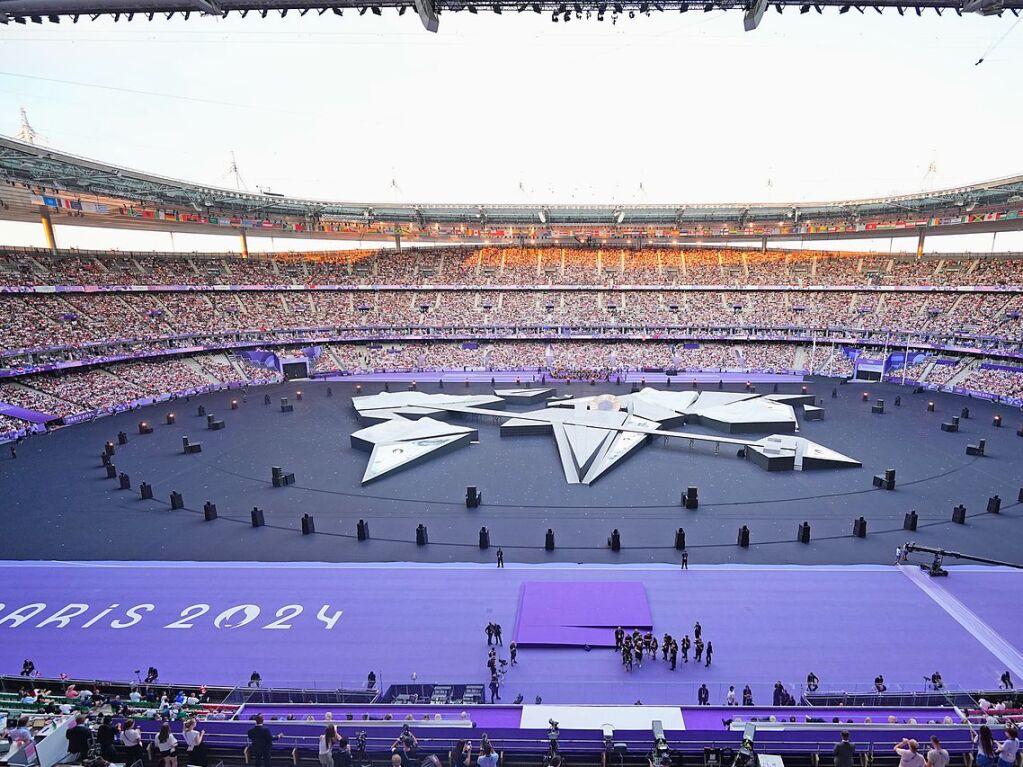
[120,719,144,766]
[997,725,1019,767]
[926,736,949,767]
[155,722,179,767]
[893,739,924,767]
[66,715,93,763]
[974,726,997,767]
[318,724,339,767]
[834,731,856,767]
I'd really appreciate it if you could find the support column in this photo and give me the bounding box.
[760,235,768,253]
[40,208,57,253]
[916,229,926,259]
[239,229,249,258]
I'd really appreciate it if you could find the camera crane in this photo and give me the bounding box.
[902,543,1023,577]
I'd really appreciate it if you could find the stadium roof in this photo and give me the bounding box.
[0,0,1019,31]
[2,135,1023,239]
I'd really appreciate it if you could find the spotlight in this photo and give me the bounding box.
[532,3,541,10]
[359,6,367,14]
[372,6,381,14]
[400,4,407,11]
[629,9,635,16]
[492,4,501,11]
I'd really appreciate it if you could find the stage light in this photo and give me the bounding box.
[492,4,501,11]
[359,7,368,14]
[372,6,382,14]
[775,3,782,11]
[400,4,408,11]
[467,4,477,11]
[839,4,850,11]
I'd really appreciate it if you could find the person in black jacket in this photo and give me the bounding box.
[248,714,276,767]
[66,715,93,762]
[697,684,709,705]
[97,715,118,761]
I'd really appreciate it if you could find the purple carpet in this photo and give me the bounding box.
[514,581,651,647]
[0,562,1018,705]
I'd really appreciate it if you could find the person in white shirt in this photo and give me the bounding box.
[894,738,925,767]
[926,736,949,767]
[726,687,737,706]
[155,723,179,767]
[129,689,142,703]
[120,719,145,766]
[182,719,207,767]
[318,724,339,767]
[996,725,1019,767]
[185,695,199,707]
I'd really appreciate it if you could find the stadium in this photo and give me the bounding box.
[0,12,1022,767]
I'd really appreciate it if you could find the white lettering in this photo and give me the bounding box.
[82,604,120,629]
[111,604,155,629]
[164,604,210,629]
[263,605,302,630]
[0,603,47,628]
[316,605,343,630]
[36,604,90,629]
[213,604,260,629]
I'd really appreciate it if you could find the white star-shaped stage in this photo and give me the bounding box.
[350,388,860,485]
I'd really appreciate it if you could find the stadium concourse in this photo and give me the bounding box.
[1,244,1022,767]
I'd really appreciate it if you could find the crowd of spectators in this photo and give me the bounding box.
[958,366,1023,399]
[4,247,1022,288]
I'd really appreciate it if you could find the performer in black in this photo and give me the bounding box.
[493,624,503,646]
[622,647,633,671]
[649,635,658,662]
[635,641,643,667]
[806,672,819,692]
[704,641,713,666]
[669,641,678,671]
[874,674,886,693]
[697,684,709,705]
[486,623,494,645]
[694,621,702,640]
[681,635,690,663]
[509,642,517,666]
[615,627,625,650]
[662,634,671,661]
[694,637,704,663]
[742,685,753,706]
[496,549,504,568]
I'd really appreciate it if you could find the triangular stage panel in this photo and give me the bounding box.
[362,433,473,484]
